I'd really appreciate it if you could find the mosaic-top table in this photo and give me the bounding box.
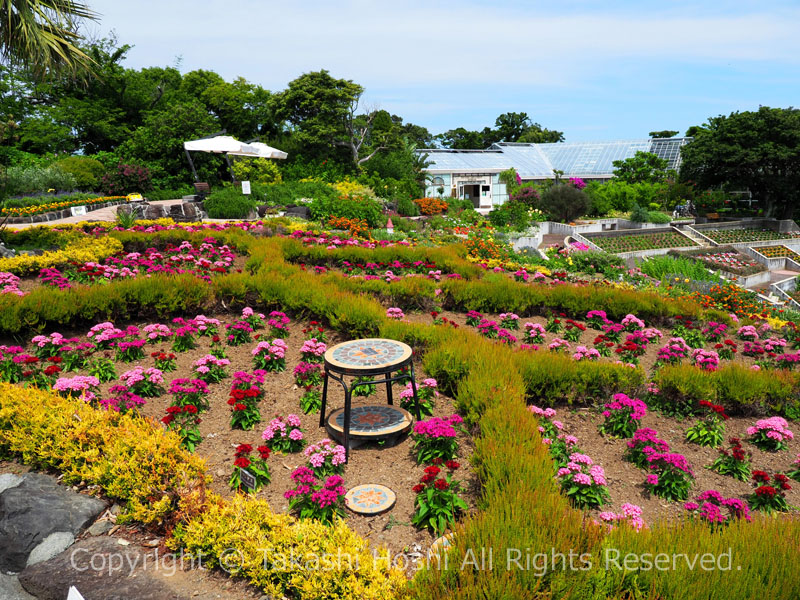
[319,338,421,458]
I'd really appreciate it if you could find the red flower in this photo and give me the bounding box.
[184,405,198,414]
[234,456,251,469]
[212,335,221,343]
[431,457,443,466]
[234,403,247,411]
[445,460,460,470]
[434,478,450,491]
[752,470,770,483]
[227,398,236,406]
[161,415,174,425]
[421,473,435,484]
[151,351,160,358]
[755,485,777,498]
[236,443,253,455]
[47,356,62,363]
[412,484,425,494]
[424,465,441,476]
[44,365,61,376]
[257,445,271,459]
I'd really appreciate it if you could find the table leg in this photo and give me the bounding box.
[409,362,422,420]
[386,370,393,406]
[319,369,329,428]
[343,386,352,461]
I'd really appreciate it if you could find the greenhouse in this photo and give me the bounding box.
[419,137,692,207]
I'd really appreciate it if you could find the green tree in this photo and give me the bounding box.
[271,70,363,162]
[680,106,800,219]
[612,151,670,184]
[648,130,679,138]
[496,112,564,144]
[0,0,97,78]
[118,100,218,186]
[435,127,485,149]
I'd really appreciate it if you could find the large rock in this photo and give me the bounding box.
[284,205,310,219]
[0,474,105,573]
[0,573,35,600]
[18,537,189,600]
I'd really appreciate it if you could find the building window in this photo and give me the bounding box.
[432,176,445,186]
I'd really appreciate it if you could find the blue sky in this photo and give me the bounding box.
[86,0,800,142]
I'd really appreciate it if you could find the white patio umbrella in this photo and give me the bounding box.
[228,141,288,160]
[183,135,287,181]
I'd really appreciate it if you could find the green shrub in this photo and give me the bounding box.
[309,192,385,228]
[647,210,673,224]
[488,200,532,230]
[6,164,76,196]
[629,203,649,222]
[396,195,420,216]
[204,186,257,218]
[260,180,337,206]
[539,183,590,222]
[54,156,106,190]
[231,157,282,184]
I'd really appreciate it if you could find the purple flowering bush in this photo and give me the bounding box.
[556,452,610,508]
[261,414,305,453]
[411,414,463,464]
[284,467,346,523]
[599,393,647,438]
[252,339,287,372]
[644,451,694,501]
[684,490,751,529]
[304,439,347,478]
[747,417,794,451]
[625,428,670,468]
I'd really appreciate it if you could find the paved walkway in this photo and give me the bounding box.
[8,199,183,229]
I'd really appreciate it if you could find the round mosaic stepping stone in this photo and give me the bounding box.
[325,338,412,372]
[327,405,413,439]
[428,534,455,560]
[345,484,396,515]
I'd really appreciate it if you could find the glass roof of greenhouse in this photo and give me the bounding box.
[419,138,691,179]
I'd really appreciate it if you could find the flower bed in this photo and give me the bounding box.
[589,231,697,253]
[1,195,127,218]
[671,246,765,276]
[702,228,800,244]
[752,245,800,262]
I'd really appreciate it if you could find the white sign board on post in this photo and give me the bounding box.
[241,181,251,195]
[70,205,87,217]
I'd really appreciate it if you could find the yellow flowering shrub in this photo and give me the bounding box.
[171,494,408,600]
[0,236,123,274]
[332,179,377,199]
[0,384,208,525]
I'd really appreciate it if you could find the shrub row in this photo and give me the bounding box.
[0,236,123,275]
[279,238,483,280]
[0,384,208,526]
[653,363,800,417]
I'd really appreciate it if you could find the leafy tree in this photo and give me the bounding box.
[496,112,564,144]
[271,70,362,162]
[435,127,485,149]
[612,151,670,184]
[118,100,218,187]
[680,106,800,218]
[649,130,679,138]
[0,0,97,78]
[539,182,590,222]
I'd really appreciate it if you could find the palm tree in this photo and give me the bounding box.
[0,0,98,77]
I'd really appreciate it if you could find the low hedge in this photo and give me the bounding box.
[653,363,800,417]
[0,384,208,526]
